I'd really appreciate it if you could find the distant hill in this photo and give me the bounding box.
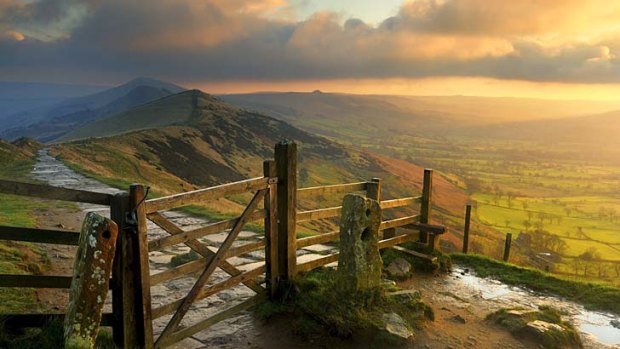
[0,81,108,126]
[52,89,467,228]
[220,92,620,139]
[476,109,620,145]
[0,78,185,141]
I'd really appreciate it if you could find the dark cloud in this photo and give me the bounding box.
[0,0,619,84]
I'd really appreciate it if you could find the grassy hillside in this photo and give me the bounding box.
[51,90,468,239]
[220,92,620,139]
[0,139,57,313]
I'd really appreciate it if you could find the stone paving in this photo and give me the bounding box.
[32,148,337,348]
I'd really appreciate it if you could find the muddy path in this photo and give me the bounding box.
[31,149,619,348]
[405,267,620,349]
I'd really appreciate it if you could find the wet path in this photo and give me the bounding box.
[409,266,620,348]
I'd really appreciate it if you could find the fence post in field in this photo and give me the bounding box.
[64,212,118,349]
[419,169,433,244]
[503,233,512,262]
[120,184,154,348]
[462,204,472,254]
[263,159,279,299]
[275,141,297,284]
[110,192,129,347]
[368,178,392,238]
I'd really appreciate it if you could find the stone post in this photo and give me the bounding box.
[337,194,382,292]
[64,212,118,349]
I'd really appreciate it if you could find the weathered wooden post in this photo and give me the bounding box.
[368,178,393,239]
[263,159,279,299]
[110,192,128,347]
[462,204,472,254]
[419,169,433,244]
[118,184,154,348]
[338,194,382,291]
[64,213,118,349]
[274,141,297,285]
[503,233,512,262]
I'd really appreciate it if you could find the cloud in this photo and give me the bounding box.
[1,0,619,84]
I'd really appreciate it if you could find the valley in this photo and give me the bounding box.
[222,91,620,286]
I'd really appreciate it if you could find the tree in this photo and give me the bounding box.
[523,220,532,231]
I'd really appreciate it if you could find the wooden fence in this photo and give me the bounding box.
[0,141,439,348]
[0,179,117,329]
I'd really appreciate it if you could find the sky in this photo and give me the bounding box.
[1,0,620,100]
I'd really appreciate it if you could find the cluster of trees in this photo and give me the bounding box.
[518,229,567,255]
[570,247,620,281]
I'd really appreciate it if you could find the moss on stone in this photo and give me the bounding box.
[487,306,582,349]
[255,267,433,342]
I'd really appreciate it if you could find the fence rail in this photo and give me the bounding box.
[297,182,367,199]
[0,179,112,205]
[0,226,80,245]
[145,177,270,213]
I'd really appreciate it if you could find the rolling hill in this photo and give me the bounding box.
[0,81,108,125]
[220,92,620,139]
[51,89,468,243]
[0,78,185,142]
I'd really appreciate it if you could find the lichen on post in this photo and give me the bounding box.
[64,212,119,349]
[337,194,382,292]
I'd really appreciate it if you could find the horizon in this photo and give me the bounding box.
[1,0,620,101]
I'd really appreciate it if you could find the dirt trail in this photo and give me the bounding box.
[405,267,620,349]
[30,149,619,349]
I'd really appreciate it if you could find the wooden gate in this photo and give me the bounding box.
[110,141,439,348]
[125,161,278,348]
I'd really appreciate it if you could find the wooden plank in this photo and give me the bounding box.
[391,246,437,262]
[419,169,433,243]
[263,159,279,299]
[150,240,264,286]
[377,233,418,250]
[379,215,420,231]
[296,206,341,223]
[0,226,80,245]
[145,177,269,213]
[151,265,265,319]
[403,222,446,234]
[155,190,266,345]
[110,192,129,347]
[463,204,472,254]
[380,196,421,209]
[0,179,112,205]
[147,212,262,293]
[296,231,339,248]
[0,313,115,329]
[64,212,118,348]
[296,253,339,273]
[0,275,73,288]
[275,141,297,281]
[147,210,265,252]
[297,182,367,199]
[156,293,267,348]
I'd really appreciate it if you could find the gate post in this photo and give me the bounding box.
[110,192,129,347]
[263,160,279,299]
[274,141,297,284]
[419,169,433,244]
[118,184,154,348]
